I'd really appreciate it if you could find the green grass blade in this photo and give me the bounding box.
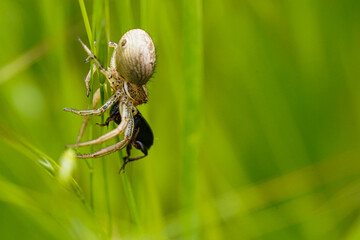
[78,0,94,49]
[182,0,203,239]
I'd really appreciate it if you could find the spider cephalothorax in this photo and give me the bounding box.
[64,29,156,160]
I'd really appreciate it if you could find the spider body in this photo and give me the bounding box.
[98,103,154,170]
[64,29,156,160]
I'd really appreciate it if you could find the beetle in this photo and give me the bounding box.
[97,102,154,171]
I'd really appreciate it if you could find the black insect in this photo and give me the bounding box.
[98,102,154,171]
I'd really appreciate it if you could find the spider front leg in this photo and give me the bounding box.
[75,104,134,158]
[83,41,118,97]
[67,102,132,148]
[108,42,117,48]
[63,90,121,116]
[78,38,111,79]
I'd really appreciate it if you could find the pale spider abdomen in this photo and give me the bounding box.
[115,29,156,86]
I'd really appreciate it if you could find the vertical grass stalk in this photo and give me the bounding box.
[100,0,113,235]
[91,0,113,236]
[78,0,95,210]
[182,0,203,239]
[116,138,142,234]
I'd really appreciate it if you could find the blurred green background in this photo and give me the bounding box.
[1,0,360,239]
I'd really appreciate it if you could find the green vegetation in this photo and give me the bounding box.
[0,0,360,239]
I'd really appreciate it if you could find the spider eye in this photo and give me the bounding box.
[121,39,127,47]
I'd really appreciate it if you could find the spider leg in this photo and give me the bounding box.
[93,41,117,48]
[76,88,101,144]
[83,42,117,97]
[63,90,120,116]
[108,42,117,48]
[67,102,132,147]
[72,41,120,144]
[84,64,97,97]
[75,109,134,158]
[78,38,111,79]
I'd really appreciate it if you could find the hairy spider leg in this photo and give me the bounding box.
[84,41,118,97]
[67,102,131,148]
[77,40,119,141]
[78,38,110,79]
[75,106,134,158]
[63,90,121,116]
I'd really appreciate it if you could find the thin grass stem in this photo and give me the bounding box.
[115,136,142,234]
[78,0,94,49]
[78,0,95,211]
[103,0,112,235]
[182,0,203,238]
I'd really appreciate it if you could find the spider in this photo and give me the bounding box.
[64,29,156,159]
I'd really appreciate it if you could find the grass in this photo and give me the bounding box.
[1,0,360,239]
[181,0,203,239]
